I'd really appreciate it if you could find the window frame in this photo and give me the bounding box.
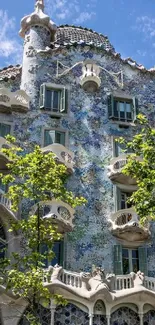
[41,128,68,147]
[113,137,133,158]
[108,93,138,125]
[116,187,132,211]
[40,83,70,116]
[0,122,12,138]
[122,248,139,274]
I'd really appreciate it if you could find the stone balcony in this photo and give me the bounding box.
[80,62,101,92]
[43,265,155,323]
[41,143,74,173]
[109,208,150,242]
[31,199,75,233]
[107,154,138,185]
[0,87,30,113]
[0,193,17,222]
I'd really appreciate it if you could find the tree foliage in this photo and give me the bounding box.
[0,136,86,324]
[119,114,155,224]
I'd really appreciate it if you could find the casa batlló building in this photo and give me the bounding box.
[0,1,155,324]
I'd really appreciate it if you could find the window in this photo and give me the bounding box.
[116,188,132,210]
[114,245,147,275]
[0,224,6,259]
[0,179,7,193]
[108,95,138,123]
[40,84,68,114]
[114,140,133,157]
[122,248,139,274]
[0,123,11,138]
[44,130,65,146]
[41,240,64,268]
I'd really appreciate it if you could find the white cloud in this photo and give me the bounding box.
[45,0,96,24]
[135,16,155,40]
[75,11,96,24]
[0,9,22,66]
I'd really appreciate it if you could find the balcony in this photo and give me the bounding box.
[110,208,150,242]
[107,154,137,185]
[41,143,74,173]
[31,199,74,233]
[44,266,155,310]
[80,62,101,92]
[0,192,17,222]
[0,88,29,114]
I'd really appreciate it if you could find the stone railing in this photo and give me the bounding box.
[60,269,82,288]
[41,143,74,172]
[144,276,155,291]
[0,193,12,210]
[115,274,134,290]
[44,266,155,299]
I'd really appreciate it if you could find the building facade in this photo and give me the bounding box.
[0,0,155,324]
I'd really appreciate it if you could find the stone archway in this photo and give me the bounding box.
[143,310,155,325]
[110,307,140,325]
[54,303,89,325]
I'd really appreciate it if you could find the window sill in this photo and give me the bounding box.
[110,120,136,127]
[39,109,68,118]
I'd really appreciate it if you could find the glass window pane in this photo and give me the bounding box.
[44,130,55,146]
[53,91,59,111]
[123,258,130,274]
[122,249,129,258]
[55,132,65,145]
[119,102,125,120]
[132,259,139,273]
[46,90,52,109]
[132,249,138,258]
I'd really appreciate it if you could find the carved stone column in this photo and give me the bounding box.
[106,315,111,325]
[89,313,94,325]
[139,313,143,325]
[50,299,56,325]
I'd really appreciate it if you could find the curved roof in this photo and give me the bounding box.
[55,25,115,53]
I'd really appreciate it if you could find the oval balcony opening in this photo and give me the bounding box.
[110,208,150,242]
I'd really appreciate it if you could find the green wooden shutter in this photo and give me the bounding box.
[59,240,64,266]
[116,187,122,211]
[55,131,65,145]
[107,94,114,118]
[44,130,55,146]
[39,84,45,108]
[114,245,123,275]
[133,97,139,122]
[138,246,148,275]
[60,88,68,113]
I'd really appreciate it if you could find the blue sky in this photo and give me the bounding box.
[1,0,155,68]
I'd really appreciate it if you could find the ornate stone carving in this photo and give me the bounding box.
[80,62,101,92]
[41,143,74,173]
[19,0,57,38]
[110,208,150,242]
[0,88,30,113]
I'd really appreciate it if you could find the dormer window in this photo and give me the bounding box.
[108,94,138,123]
[40,84,68,116]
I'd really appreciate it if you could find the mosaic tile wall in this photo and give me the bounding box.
[110,307,140,325]
[1,27,155,275]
